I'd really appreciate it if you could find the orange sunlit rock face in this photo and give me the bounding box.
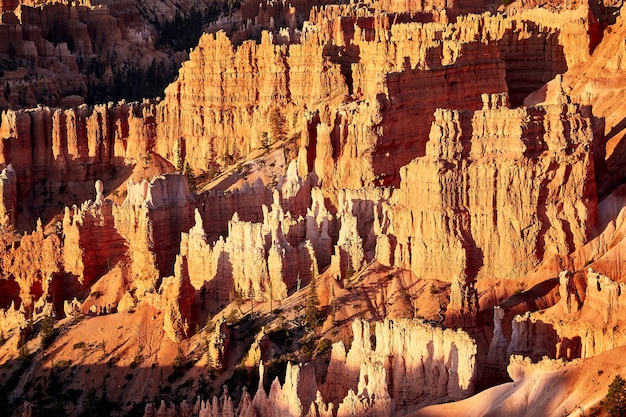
[2,0,626,416]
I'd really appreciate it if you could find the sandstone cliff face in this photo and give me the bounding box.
[113,173,194,294]
[143,318,477,417]
[323,319,477,413]
[0,164,17,230]
[376,94,598,283]
[485,265,626,375]
[157,2,597,192]
[0,0,622,415]
[182,185,327,308]
[0,101,159,231]
[62,198,127,287]
[0,173,193,341]
[0,221,62,311]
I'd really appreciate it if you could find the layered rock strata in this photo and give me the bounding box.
[156,3,596,191]
[0,101,159,230]
[486,267,626,375]
[375,94,598,282]
[143,318,477,417]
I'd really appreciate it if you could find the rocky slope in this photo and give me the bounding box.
[0,0,626,416]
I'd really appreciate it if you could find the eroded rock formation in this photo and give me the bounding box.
[144,318,477,417]
[376,94,598,283]
[1,0,625,416]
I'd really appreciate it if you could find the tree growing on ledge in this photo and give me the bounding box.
[40,314,55,348]
[605,375,626,417]
[304,275,321,330]
[269,107,286,142]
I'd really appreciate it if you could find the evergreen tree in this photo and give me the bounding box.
[40,314,55,347]
[605,375,626,417]
[304,275,321,330]
[269,107,285,142]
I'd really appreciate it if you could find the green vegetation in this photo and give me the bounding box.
[263,357,288,392]
[184,162,199,192]
[226,308,240,326]
[78,387,117,417]
[604,375,626,417]
[224,365,258,404]
[304,275,321,331]
[169,344,198,382]
[268,328,293,348]
[429,283,438,295]
[173,345,186,371]
[18,342,30,362]
[40,314,56,348]
[73,341,87,350]
[269,107,286,142]
[316,338,332,355]
[346,267,356,280]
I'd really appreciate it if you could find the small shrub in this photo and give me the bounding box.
[204,320,216,334]
[53,359,71,370]
[173,346,185,370]
[316,338,332,355]
[304,275,321,331]
[345,267,355,280]
[225,309,239,325]
[73,342,86,350]
[18,343,29,362]
[301,344,313,356]
[130,347,143,369]
[429,283,438,295]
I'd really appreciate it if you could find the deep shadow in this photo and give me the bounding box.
[193,251,234,326]
[499,277,561,313]
[604,115,626,142]
[322,41,360,97]
[557,335,582,360]
[197,183,273,244]
[499,23,567,108]
[373,40,507,187]
[0,277,21,311]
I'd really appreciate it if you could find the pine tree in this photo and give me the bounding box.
[173,345,185,370]
[40,314,55,347]
[269,107,285,142]
[605,375,626,417]
[304,275,321,330]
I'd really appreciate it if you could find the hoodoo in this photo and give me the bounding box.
[0,0,625,416]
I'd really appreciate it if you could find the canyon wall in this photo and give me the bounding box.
[0,1,621,416]
[143,318,477,417]
[156,4,597,191]
[375,94,598,282]
[485,266,626,376]
[0,101,158,230]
